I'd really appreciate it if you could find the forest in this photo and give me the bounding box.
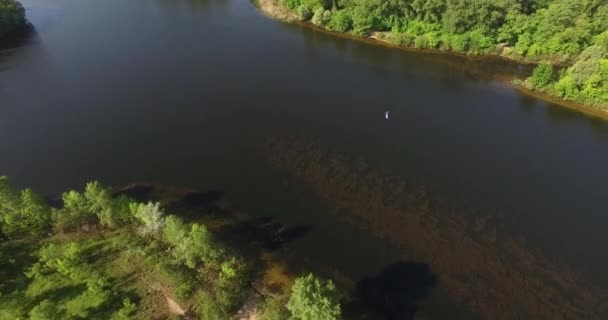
[0,177,342,320]
[280,0,608,108]
[0,0,27,39]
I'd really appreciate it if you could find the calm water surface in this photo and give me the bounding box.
[2,0,608,318]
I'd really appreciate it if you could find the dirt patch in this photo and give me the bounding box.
[166,296,186,315]
[255,0,297,22]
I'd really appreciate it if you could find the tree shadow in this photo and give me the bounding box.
[180,190,223,207]
[346,261,436,320]
[217,216,312,251]
[0,24,36,52]
[114,185,155,202]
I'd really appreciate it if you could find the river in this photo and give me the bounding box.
[1,0,608,319]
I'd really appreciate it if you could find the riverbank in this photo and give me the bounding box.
[1,179,410,320]
[254,0,608,120]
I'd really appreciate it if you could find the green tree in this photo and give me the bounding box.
[110,299,137,320]
[529,62,554,88]
[286,273,341,320]
[0,0,27,39]
[327,10,352,32]
[284,0,302,10]
[259,296,290,320]
[312,7,331,26]
[163,215,223,268]
[0,177,50,238]
[29,300,62,320]
[133,202,165,237]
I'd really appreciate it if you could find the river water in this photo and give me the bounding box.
[2,0,608,318]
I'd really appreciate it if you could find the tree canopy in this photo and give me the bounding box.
[0,0,27,39]
[280,0,608,108]
[287,273,342,320]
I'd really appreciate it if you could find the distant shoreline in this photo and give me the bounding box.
[254,0,608,121]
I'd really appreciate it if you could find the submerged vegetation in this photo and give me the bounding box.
[262,0,608,109]
[262,136,608,320]
[0,0,27,39]
[0,177,343,320]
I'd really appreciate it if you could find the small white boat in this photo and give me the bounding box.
[385,111,390,119]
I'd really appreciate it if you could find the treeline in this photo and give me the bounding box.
[0,0,27,39]
[279,0,608,108]
[0,177,343,320]
[522,45,608,107]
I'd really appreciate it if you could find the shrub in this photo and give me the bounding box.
[391,32,414,46]
[259,296,290,320]
[414,35,428,48]
[283,0,301,10]
[55,189,96,231]
[26,242,84,280]
[196,290,228,320]
[311,7,331,26]
[450,34,469,52]
[29,300,61,320]
[110,299,137,320]
[163,215,222,268]
[297,5,313,21]
[327,9,352,32]
[301,0,329,10]
[133,202,165,237]
[0,177,51,238]
[287,273,341,320]
[83,181,132,228]
[529,63,554,89]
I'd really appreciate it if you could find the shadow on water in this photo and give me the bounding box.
[0,24,36,53]
[115,184,155,202]
[181,190,223,207]
[346,262,436,320]
[220,216,313,250]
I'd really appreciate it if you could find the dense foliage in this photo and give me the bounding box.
[282,0,608,59]
[287,273,342,320]
[279,0,608,108]
[0,178,345,320]
[519,45,608,107]
[0,0,27,39]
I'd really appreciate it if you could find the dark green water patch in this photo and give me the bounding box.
[261,136,608,320]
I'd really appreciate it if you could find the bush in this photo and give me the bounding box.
[450,34,469,52]
[391,32,414,46]
[196,290,228,320]
[163,215,222,268]
[287,273,341,320]
[26,242,84,280]
[259,296,290,320]
[529,63,554,89]
[301,0,329,10]
[297,5,313,21]
[327,10,352,32]
[283,0,301,10]
[133,202,165,237]
[29,300,61,320]
[0,177,51,238]
[414,35,428,48]
[110,299,137,320]
[84,181,131,228]
[311,7,331,26]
